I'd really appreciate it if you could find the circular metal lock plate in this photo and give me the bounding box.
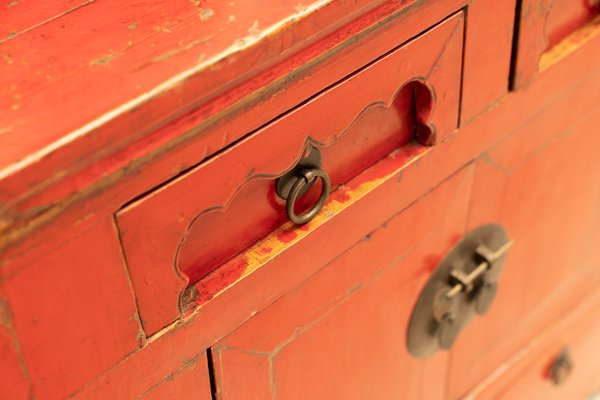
[406,224,510,358]
[474,281,498,315]
[437,314,462,350]
[432,288,459,323]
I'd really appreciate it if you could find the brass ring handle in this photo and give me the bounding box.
[286,168,330,225]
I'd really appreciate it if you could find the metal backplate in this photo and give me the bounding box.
[406,224,510,358]
[275,144,322,199]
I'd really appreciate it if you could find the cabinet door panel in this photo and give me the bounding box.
[449,104,600,397]
[211,165,474,400]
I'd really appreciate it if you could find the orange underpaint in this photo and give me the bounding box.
[331,189,351,202]
[196,257,250,305]
[276,229,298,244]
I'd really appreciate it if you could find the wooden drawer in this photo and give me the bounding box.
[211,165,475,400]
[116,12,464,336]
[513,0,600,88]
[498,303,600,399]
[465,290,600,399]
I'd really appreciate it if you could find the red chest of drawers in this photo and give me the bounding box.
[1,1,600,399]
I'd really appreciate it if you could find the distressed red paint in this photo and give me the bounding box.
[276,228,298,244]
[2,1,600,399]
[194,257,250,305]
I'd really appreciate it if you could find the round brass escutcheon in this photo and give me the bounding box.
[474,281,498,315]
[406,224,511,358]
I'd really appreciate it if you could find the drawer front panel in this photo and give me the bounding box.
[499,301,600,399]
[211,165,474,400]
[116,13,464,335]
[513,0,600,88]
[465,291,600,399]
[546,0,599,48]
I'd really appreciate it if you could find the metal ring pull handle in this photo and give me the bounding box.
[285,168,330,225]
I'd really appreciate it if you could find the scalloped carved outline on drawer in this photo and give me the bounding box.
[512,0,600,89]
[116,13,464,336]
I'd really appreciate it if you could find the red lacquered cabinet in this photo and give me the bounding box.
[1,1,600,399]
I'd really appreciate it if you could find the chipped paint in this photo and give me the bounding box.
[0,0,96,45]
[194,257,249,305]
[276,228,297,243]
[248,20,260,36]
[295,4,308,13]
[127,22,137,30]
[152,25,172,33]
[89,51,119,66]
[151,35,216,63]
[199,8,215,21]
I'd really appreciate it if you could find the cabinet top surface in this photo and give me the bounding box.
[0,0,374,179]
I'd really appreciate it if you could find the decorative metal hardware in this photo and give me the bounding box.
[407,224,512,357]
[550,350,573,385]
[276,145,331,225]
[284,168,330,225]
